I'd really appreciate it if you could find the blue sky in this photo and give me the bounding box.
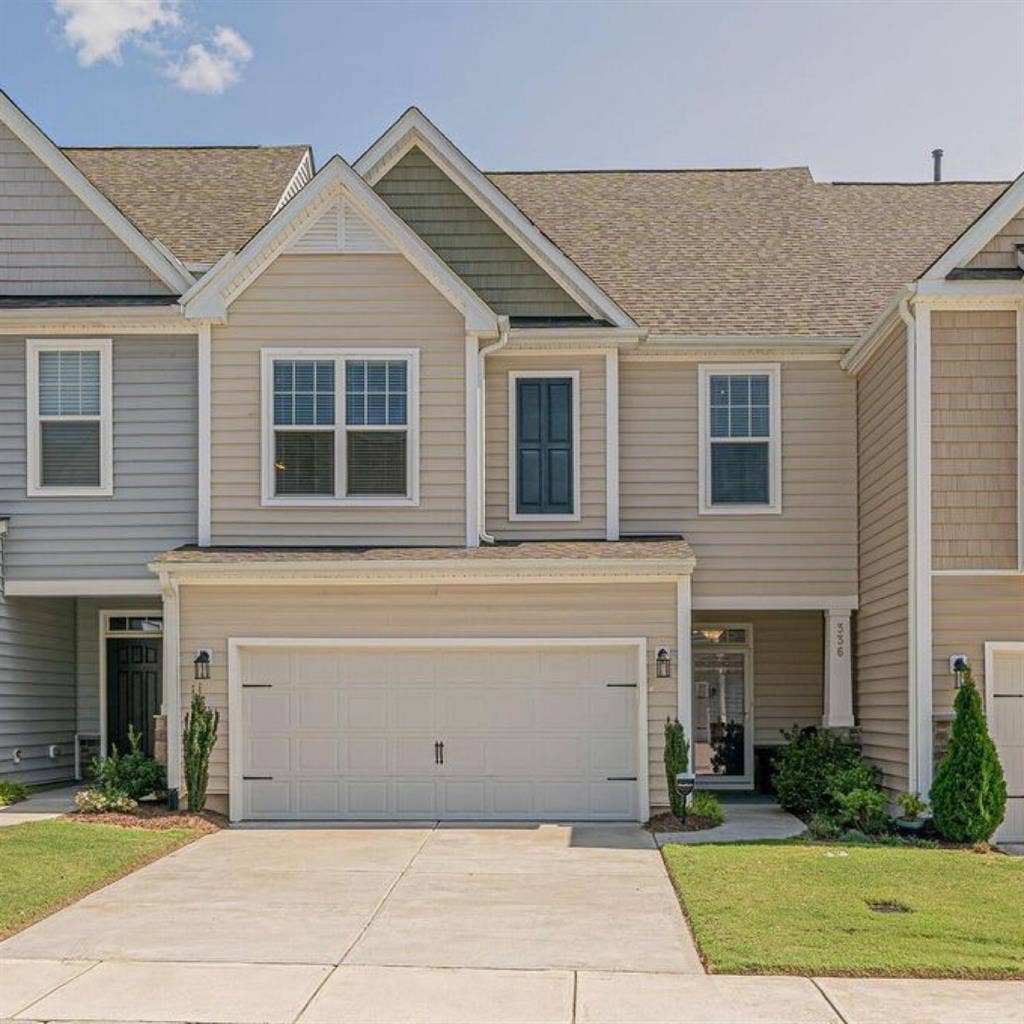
[1,0,1022,182]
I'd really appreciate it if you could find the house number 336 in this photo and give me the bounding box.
[833,620,846,659]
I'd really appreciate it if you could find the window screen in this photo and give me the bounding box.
[272,360,336,496]
[708,373,773,506]
[344,360,408,496]
[36,349,103,489]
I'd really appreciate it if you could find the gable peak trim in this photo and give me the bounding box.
[354,108,636,330]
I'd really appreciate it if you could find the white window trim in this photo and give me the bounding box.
[26,338,113,498]
[260,347,420,507]
[507,369,582,522]
[698,362,782,515]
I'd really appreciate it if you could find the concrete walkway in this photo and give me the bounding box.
[656,798,806,845]
[0,784,80,827]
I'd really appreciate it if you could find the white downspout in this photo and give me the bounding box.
[477,316,510,544]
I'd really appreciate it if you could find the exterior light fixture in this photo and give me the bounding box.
[675,773,696,813]
[949,654,969,688]
[656,647,672,678]
[193,649,212,681]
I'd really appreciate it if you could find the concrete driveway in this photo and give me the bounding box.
[3,824,1021,1023]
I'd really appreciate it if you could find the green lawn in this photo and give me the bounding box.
[0,820,200,938]
[663,842,1024,978]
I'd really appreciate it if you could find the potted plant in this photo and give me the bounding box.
[895,792,929,835]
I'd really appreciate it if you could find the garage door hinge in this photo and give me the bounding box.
[606,776,637,782]
[242,684,273,689]
[606,683,637,688]
[243,775,273,781]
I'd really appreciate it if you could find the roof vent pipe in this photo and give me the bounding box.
[932,148,943,182]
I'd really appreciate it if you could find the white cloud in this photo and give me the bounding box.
[166,25,253,94]
[54,0,181,67]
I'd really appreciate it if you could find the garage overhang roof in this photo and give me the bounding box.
[149,537,696,585]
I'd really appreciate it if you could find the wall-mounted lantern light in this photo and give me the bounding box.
[656,646,672,678]
[193,649,212,682]
[949,654,969,688]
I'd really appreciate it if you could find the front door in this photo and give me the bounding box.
[692,625,754,786]
[106,638,162,756]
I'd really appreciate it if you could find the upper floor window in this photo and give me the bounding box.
[26,339,113,497]
[698,363,781,514]
[509,371,580,520]
[261,348,419,507]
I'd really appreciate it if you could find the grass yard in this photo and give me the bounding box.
[0,820,200,939]
[663,842,1024,978]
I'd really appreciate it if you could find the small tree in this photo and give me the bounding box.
[664,718,690,819]
[183,688,219,813]
[930,668,1007,843]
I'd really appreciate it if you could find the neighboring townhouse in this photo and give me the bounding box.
[0,91,1020,839]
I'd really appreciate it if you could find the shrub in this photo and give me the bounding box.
[90,725,165,801]
[833,787,890,835]
[806,811,842,840]
[689,791,725,826]
[0,780,29,807]
[772,726,872,817]
[184,688,220,812]
[74,788,137,814]
[930,669,1007,843]
[663,718,690,819]
[896,792,929,820]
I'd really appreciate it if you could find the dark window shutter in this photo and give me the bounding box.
[516,377,573,515]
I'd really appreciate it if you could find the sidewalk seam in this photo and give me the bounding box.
[289,964,338,1024]
[810,977,849,1024]
[9,959,101,1019]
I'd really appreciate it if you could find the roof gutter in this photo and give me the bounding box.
[477,316,511,544]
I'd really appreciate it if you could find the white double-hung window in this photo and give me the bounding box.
[261,347,419,506]
[698,363,781,514]
[26,339,113,497]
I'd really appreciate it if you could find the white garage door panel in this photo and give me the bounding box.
[990,649,1024,844]
[239,642,640,821]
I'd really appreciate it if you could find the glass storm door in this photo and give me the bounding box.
[692,626,753,786]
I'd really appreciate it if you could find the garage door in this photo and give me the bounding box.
[235,641,642,821]
[989,648,1024,844]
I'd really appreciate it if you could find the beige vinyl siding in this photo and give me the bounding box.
[965,214,1024,270]
[693,610,823,746]
[374,147,586,319]
[619,359,858,599]
[0,122,170,296]
[932,575,1024,720]
[178,581,678,811]
[485,354,606,539]
[210,253,466,546]
[931,310,1018,570]
[854,325,909,793]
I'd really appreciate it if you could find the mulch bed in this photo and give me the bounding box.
[61,804,225,833]
[645,811,722,833]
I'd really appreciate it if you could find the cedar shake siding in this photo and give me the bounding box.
[374,147,586,319]
[0,335,198,581]
[854,324,910,793]
[209,253,467,546]
[618,359,858,600]
[0,122,169,296]
[931,309,1018,570]
[0,595,76,783]
[965,213,1024,270]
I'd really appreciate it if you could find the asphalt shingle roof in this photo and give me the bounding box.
[62,145,310,264]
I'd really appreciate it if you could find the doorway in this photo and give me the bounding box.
[102,612,163,757]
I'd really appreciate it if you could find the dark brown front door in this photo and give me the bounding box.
[106,638,162,756]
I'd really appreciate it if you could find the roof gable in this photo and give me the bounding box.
[181,154,498,335]
[354,109,635,328]
[0,90,193,294]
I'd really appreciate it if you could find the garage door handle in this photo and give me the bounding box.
[243,775,273,781]
[434,741,444,765]
[606,776,637,782]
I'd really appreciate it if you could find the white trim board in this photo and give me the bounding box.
[0,90,193,294]
[180,155,498,335]
[227,635,649,824]
[5,579,161,597]
[354,108,635,329]
[507,369,582,523]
